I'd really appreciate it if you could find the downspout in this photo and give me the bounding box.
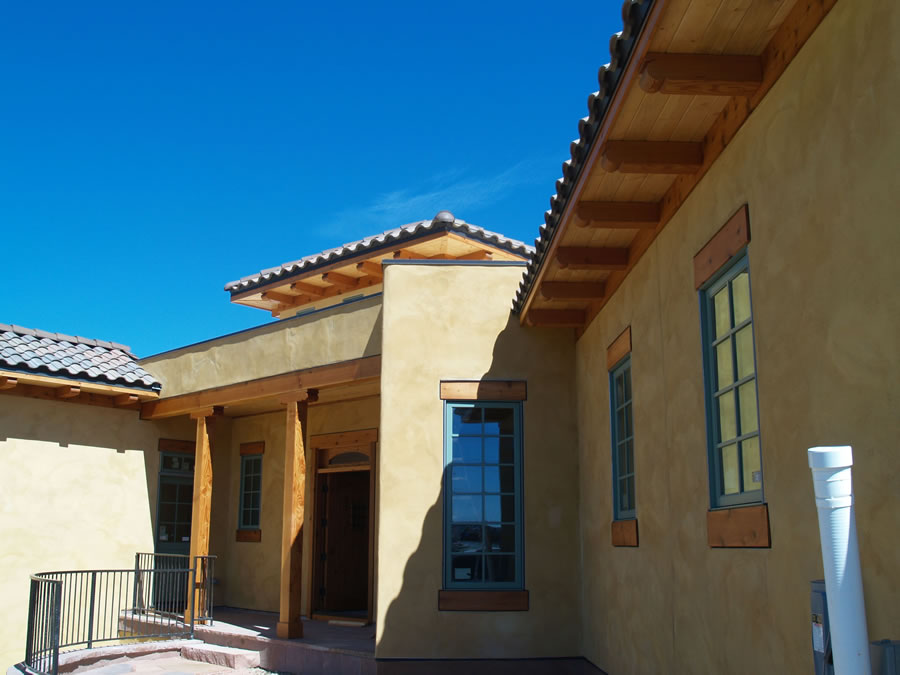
[808,446,871,674]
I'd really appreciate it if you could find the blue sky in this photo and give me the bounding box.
[0,2,621,356]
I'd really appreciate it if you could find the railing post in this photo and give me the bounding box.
[132,554,141,611]
[189,562,196,638]
[24,578,37,668]
[86,571,97,650]
[50,582,62,675]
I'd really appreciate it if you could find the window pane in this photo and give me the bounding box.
[452,407,482,435]
[159,503,176,522]
[252,474,261,491]
[452,465,482,493]
[735,326,755,379]
[617,407,626,439]
[742,437,762,491]
[451,555,482,582]
[485,555,516,583]
[177,483,193,502]
[485,495,500,522]
[625,404,633,437]
[626,439,634,474]
[451,524,483,553]
[484,466,515,493]
[484,407,514,435]
[484,495,515,522]
[713,287,731,337]
[716,339,734,389]
[160,483,176,502]
[498,437,515,464]
[738,380,759,435]
[722,444,740,495]
[619,476,634,512]
[452,436,481,463]
[249,492,260,509]
[617,442,627,477]
[718,391,737,441]
[451,495,482,522]
[615,373,625,402]
[484,524,516,552]
[624,368,631,400]
[732,272,751,325]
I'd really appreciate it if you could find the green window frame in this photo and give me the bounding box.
[443,401,524,589]
[700,253,763,508]
[239,453,263,530]
[610,356,635,520]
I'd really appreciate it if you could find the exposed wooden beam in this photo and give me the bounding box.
[184,413,214,624]
[524,309,585,327]
[356,261,383,278]
[556,247,629,270]
[0,369,157,400]
[320,272,358,289]
[600,141,703,174]
[262,291,299,305]
[56,386,81,399]
[392,249,418,260]
[115,393,139,406]
[290,281,326,297]
[540,281,606,300]
[457,249,493,261]
[639,53,763,97]
[575,201,660,229]
[140,355,381,420]
[0,376,17,390]
[277,398,309,639]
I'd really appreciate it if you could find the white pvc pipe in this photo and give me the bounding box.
[808,445,871,675]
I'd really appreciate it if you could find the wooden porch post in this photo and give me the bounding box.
[277,390,317,639]
[185,408,215,624]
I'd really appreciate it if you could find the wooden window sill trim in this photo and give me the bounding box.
[707,503,770,548]
[438,590,529,611]
[235,529,262,543]
[611,518,639,547]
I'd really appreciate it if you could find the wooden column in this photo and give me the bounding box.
[185,408,215,624]
[277,390,317,639]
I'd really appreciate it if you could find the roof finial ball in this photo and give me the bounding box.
[432,210,455,224]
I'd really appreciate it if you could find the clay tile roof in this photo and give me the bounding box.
[0,324,161,391]
[513,0,654,313]
[224,213,534,294]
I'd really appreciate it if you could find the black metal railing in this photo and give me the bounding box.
[23,554,216,675]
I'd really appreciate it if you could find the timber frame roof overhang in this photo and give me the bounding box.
[226,212,533,318]
[515,0,838,331]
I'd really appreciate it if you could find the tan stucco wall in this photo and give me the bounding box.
[377,263,580,659]
[208,397,380,615]
[0,396,193,669]
[577,1,900,673]
[140,295,382,397]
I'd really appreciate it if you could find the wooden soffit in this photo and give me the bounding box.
[520,0,838,332]
[0,368,158,410]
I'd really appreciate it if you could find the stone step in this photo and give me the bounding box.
[180,643,261,670]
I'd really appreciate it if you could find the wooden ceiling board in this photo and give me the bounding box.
[648,0,693,52]
[635,174,678,202]
[613,173,651,201]
[583,171,627,202]
[621,88,671,140]
[725,0,793,53]
[706,0,754,53]
[647,94,696,141]
[609,87,648,140]
[667,0,724,54]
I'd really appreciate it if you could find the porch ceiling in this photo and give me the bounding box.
[517,0,836,332]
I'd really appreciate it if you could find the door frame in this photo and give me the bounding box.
[306,428,377,624]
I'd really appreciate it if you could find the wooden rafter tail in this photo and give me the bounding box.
[356,261,383,278]
[392,249,418,260]
[574,201,660,229]
[114,393,139,406]
[525,309,585,327]
[556,247,629,270]
[56,385,81,399]
[540,281,606,300]
[0,376,17,390]
[321,272,358,289]
[457,249,493,261]
[290,281,326,297]
[600,141,703,174]
[639,53,763,97]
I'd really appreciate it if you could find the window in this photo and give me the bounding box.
[610,357,635,520]
[239,453,263,529]
[444,401,523,589]
[701,254,763,508]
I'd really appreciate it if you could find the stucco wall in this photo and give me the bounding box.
[140,296,383,397]
[0,396,192,669]
[576,1,900,673]
[208,397,380,614]
[377,263,580,659]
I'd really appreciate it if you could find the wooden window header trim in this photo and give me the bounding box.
[439,380,527,401]
[606,326,632,371]
[707,503,770,548]
[694,205,751,289]
[158,438,195,454]
[239,441,265,456]
[235,529,262,543]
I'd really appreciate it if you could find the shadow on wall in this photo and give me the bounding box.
[376,313,584,673]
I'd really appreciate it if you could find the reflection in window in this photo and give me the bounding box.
[444,402,523,588]
[239,454,263,530]
[701,255,763,507]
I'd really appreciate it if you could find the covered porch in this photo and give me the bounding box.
[139,353,382,641]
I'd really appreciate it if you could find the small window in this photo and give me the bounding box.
[610,357,635,520]
[444,401,523,589]
[701,254,763,508]
[239,454,263,530]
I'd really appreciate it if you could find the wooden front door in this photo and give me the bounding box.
[309,429,377,623]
